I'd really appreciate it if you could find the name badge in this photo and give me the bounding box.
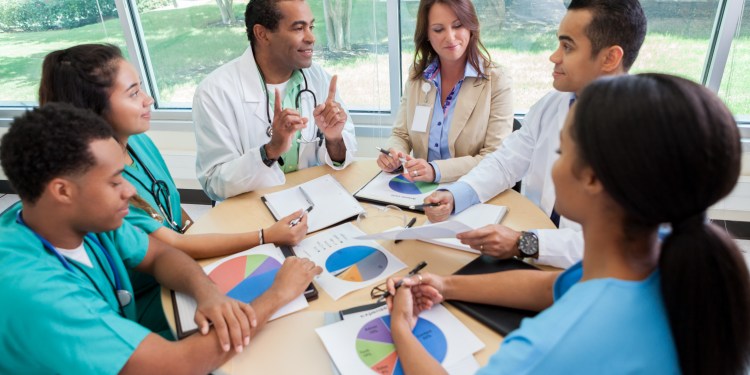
[411,105,431,133]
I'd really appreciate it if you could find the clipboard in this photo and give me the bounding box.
[171,246,319,340]
[353,171,448,213]
[448,256,540,335]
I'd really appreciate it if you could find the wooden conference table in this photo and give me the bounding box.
[161,161,555,374]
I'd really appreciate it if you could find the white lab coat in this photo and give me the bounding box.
[459,90,583,268]
[193,47,357,201]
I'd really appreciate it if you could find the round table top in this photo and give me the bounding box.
[161,160,555,374]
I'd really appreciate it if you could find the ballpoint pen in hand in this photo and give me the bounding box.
[375,147,392,157]
[289,205,313,227]
[408,202,441,210]
[377,261,428,302]
[395,217,417,244]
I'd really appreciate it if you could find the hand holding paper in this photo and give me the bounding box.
[355,220,474,241]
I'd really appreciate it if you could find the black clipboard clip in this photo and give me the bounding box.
[279,245,319,301]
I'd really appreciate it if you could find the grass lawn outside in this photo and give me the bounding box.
[0,1,747,115]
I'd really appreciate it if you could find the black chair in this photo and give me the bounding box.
[511,118,522,193]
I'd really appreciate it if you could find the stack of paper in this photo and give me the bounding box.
[171,245,308,338]
[316,304,484,375]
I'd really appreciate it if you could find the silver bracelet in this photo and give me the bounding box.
[259,228,264,245]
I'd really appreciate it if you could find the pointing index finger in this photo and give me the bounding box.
[274,88,282,114]
[326,75,338,103]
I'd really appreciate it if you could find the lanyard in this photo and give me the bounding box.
[15,210,132,314]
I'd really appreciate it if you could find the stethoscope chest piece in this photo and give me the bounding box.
[117,289,133,307]
[266,125,273,137]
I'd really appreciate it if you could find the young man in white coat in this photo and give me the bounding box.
[193,0,357,201]
[424,0,647,268]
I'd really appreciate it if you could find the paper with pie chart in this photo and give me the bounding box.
[304,223,406,300]
[316,304,484,375]
[173,245,308,335]
[354,171,448,210]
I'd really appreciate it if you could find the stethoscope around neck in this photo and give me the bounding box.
[16,210,132,316]
[259,68,323,146]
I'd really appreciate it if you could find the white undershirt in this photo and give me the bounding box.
[56,242,93,268]
[266,80,290,104]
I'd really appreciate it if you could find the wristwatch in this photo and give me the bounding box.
[517,231,539,258]
[260,144,284,167]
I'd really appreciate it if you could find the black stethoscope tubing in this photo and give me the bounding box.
[15,210,131,317]
[259,68,323,146]
[124,145,183,234]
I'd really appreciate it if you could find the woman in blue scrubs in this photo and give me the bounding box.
[386,74,750,374]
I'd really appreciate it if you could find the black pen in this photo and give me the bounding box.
[375,147,392,157]
[395,217,417,244]
[377,261,428,302]
[408,202,441,210]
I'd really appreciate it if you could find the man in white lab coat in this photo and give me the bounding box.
[193,0,357,201]
[424,0,647,268]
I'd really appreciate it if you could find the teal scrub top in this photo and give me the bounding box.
[123,133,183,235]
[0,203,152,374]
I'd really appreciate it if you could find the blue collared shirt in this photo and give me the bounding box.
[424,60,482,182]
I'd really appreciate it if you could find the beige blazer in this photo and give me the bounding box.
[387,63,514,182]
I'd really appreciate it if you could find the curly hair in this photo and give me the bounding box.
[0,103,114,203]
[245,0,285,47]
[38,43,123,116]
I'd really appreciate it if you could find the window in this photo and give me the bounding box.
[133,0,392,110]
[0,0,128,105]
[718,0,749,117]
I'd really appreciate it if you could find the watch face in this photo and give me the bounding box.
[519,232,539,257]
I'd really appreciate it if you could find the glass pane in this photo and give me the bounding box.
[719,0,749,116]
[400,0,721,112]
[0,0,128,105]
[135,0,390,110]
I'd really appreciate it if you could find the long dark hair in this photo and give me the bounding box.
[39,43,123,116]
[411,0,490,81]
[573,73,750,375]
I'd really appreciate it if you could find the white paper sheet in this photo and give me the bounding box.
[355,220,474,241]
[420,204,508,254]
[262,174,365,232]
[354,171,448,208]
[296,223,407,300]
[173,245,308,335]
[316,304,484,375]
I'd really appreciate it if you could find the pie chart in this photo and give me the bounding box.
[388,175,438,195]
[325,245,388,282]
[355,316,447,375]
[208,254,281,303]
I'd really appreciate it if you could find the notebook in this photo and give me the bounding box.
[449,256,540,335]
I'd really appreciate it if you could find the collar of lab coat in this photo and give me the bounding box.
[239,47,265,104]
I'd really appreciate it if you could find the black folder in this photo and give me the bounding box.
[448,256,540,335]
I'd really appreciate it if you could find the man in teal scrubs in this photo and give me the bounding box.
[0,103,322,374]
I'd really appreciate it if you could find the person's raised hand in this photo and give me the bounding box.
[266,88,308,159]
[313,75,347,141]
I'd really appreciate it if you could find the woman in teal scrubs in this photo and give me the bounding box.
[38,44,309,335]
[386,74,750,374]
[38,43,307,256]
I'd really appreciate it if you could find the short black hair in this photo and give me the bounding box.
[39,43,123,116]
[568,0,647,70]
[245,0,284,46]
[0,103,114,203]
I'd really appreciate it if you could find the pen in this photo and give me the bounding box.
[289,205,313,227]
[299,186,315,208]
[375,147,392,157]
[395,217,417,244]
[377,261,428,302]
[408,202,441,210]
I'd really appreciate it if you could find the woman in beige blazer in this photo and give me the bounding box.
[377,0,514,183]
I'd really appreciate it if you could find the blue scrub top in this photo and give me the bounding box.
[477,262,680,374]
[0,202,152,374]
